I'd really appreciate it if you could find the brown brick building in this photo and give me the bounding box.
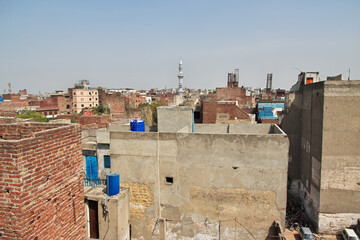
[202,69,254,123]
[0,123,86,239]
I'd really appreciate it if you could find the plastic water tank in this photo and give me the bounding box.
[130,120,145,132]
[106,173,120,196]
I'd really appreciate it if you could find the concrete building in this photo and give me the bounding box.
[103,106,289,239]
[84,186,130,240]
[69,80,99,114]
[0,122,86,239]
[281,80,360,233]
[257,101,285,124]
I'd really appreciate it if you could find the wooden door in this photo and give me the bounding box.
[88,200,99,239]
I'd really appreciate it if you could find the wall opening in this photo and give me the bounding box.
[104,155,111,168]
[165,177,173,184]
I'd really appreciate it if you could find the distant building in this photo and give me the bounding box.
[290,72,320,92]
[257,101,285,124]
[202,69,254,124]
[69,80,99,114]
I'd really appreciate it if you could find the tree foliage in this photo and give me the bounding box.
[93,104,109,115]
[138,101,163,125]
[17,110,48,122]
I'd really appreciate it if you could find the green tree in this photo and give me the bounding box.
[17,110,48,122]
[149,101,163,125]
[93,104,109,115]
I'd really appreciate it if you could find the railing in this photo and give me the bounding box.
[84,178,107,187]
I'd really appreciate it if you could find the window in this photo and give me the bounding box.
[95,98,97,100]
[73,92,76,95]
[81,98,84,101]
[89,92,91,95]
[165,177,173,184]
[104,156,111,168]
[81,104,84,107]
[95,92,97,95]
[89,104,92,107]
[89,98,91,101]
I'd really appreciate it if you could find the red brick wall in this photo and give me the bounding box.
[0,102,29,112]
[216,87,253,107]
[259,118,279,124]
[0,123,86,239]
[0,111,16,118]
[202,101,250,124]
[202,101,217,123]
[109,102,125,114]
[39,96,67,114]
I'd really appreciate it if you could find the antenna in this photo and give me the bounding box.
[8,83,11,93]
[348,68,350,81]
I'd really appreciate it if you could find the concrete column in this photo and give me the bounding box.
[159,218,166,240]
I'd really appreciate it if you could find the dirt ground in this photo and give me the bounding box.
[283,229,341,240]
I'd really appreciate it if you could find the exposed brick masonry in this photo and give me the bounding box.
[0,123,86,239]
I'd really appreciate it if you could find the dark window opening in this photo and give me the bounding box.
[104,155,111,168]
[165,177,173,184]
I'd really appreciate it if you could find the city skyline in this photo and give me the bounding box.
[1,0,359,94]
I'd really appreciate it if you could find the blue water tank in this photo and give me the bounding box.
[0,97,3,102]
[106,173,120,196]
[130,120,145,132]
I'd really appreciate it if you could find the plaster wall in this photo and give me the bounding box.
[85,187,130,240]
[110,130,289,239]
[318,81,360,233]
[157,106,193,133]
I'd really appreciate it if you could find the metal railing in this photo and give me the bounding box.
[84,178,107,187]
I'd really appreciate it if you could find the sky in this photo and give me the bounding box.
[0,0,359,94]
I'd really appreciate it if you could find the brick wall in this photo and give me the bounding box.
[216,87,253,107]
[109,102,125,115]
[0,102,29,112]
[0,123,86,239]
[0,111,16,118]
[202,101,250,124]
[202,101,217,123]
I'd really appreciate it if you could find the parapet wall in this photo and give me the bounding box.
[0,123,86,239]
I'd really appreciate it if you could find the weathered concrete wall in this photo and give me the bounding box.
[157,106,193,133]
[318,81,360,233]
[194,123,277,135]
[229,123,272,134]
[283,80,360,234]
[281,91,303,180]
[194,124,229,133]
[85,187,130,240]
[110,130,289,239]
[97,129,110,144]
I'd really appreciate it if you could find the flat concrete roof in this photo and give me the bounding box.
[84,186,129,202]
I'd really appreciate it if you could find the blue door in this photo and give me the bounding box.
[86,156,98,180]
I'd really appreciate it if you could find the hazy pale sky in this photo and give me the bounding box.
[1,0,359,94]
